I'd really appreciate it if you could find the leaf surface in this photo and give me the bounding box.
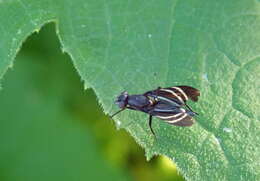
[0,0,259,180]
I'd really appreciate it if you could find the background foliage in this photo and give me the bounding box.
[0,0,259,180]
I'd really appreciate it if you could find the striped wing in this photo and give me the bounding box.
[149,103,195,127]
[145,85,200,105]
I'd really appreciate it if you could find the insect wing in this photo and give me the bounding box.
[150,103,195,127]
[174,86,200,102]
[168,114,195,127]
[144,86,200,104]
[144,89,183,106]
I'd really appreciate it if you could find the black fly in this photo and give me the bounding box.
[110,86,200,136]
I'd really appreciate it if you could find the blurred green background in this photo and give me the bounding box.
[0,24,184,181]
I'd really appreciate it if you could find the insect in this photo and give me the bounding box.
[110,86,200,136]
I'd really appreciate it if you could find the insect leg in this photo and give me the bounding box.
[149,115,156,137]
[110,108,125,118]
[185,104,199,115]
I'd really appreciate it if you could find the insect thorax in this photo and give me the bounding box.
[127,95,151,108]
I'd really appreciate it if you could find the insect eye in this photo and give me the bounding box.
[117,101,126,108]
[118,95,125,101]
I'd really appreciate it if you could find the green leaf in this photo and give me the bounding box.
[0,0,259,180]
[0,40,132,181]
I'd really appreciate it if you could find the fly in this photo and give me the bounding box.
[110,86,200,136]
